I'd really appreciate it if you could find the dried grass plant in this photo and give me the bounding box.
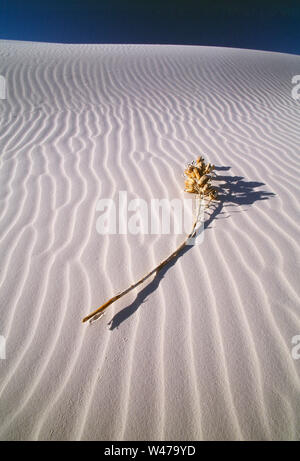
[82,156,218,323]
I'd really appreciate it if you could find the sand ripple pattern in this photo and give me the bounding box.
[0,41,300,440]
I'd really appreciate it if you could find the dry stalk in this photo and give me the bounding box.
[82,156,218,323]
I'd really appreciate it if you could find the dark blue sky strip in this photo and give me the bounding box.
[0,0,299,55]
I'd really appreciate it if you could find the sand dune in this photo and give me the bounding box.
[0,41,300,440]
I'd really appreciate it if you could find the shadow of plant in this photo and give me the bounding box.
[107,166,275,330]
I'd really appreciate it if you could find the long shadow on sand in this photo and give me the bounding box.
[107,166,275,330]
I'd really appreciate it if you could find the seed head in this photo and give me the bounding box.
[184,156,218,205]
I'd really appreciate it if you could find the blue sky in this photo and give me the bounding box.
[0,0,299,55]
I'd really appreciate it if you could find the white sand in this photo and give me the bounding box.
[0,41,300,441]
